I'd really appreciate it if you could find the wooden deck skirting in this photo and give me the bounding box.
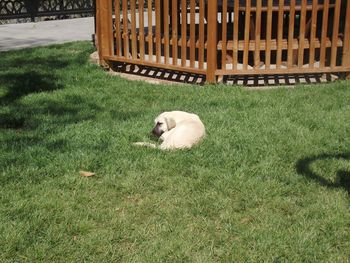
[96,0,350,83]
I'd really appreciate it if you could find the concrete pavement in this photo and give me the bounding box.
[0,17,94,51]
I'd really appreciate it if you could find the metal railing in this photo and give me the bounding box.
[0,0,95,21]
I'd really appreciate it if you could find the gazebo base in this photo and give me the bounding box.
[92,54,341,87]
[95,0,350,84]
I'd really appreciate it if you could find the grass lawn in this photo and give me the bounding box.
[1,41,350,262]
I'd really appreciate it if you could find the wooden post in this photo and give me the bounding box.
[320,0,330,68]
[198,0,205,69]
[164,0,170,64]
[130,0,137,59]
[148,0,153,62]
[172,0,179,66]
[330,0,341,68]
[287,0,295,68]
[98,0,113,64]
[206,0,218,83]
[342,0,350,68]
[276,0,284,68]
[243,0,251,70]
[139,0,145,60]
[308,0,318,68]
[221,0,227,70]
[254,0,262,68]
[115,0,122,56]
[181,0,187,67]
[232,0,240,70]
[155,0,161,63]
[265,0,273,69]
[190,0,196,68]
[95,0,105,66]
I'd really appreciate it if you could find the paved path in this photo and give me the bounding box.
[0,17,94,52]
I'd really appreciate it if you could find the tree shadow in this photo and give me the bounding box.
[296,153,350,197]
[0,57,67,129]
[0,51,74,100]
[0,48,88,129]
[0,71,63,105]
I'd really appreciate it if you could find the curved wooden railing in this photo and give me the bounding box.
[96,0,350,83]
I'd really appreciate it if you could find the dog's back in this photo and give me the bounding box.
[160,117,205,150]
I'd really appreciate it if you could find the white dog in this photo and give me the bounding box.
[134,111,205,150]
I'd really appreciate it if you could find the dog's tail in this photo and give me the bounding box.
[133,142,158,149]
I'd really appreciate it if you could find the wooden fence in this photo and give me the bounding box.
[95,0,350,83]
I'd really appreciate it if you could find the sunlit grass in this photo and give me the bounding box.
[0,42,349,262]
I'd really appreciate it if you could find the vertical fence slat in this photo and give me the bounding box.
[330,0,341,68]
[308,0,318,68]
[139,0,145,60]
[297,0,307,67]
[243,0,251,70]
[190,0,196,67]
[287,0,296,67]
[276,0,284,69]
[107,0,113,56]
[155,0,161,62]
[147,0,153,61]
[114,0,122,56]
[254,0,262,68]
[320,0,330,67]
[98,0,113,62]
[265,0,273,69]
[122,0,129,57]
[181,0,187,67]
[130,0,137,59]
[222,0,228,70]
[96,0,103,61]
[206,0,217,82]
[172,0,178,65]
[232,0,239,70]
[164,0,170,64]
[342,0,350,67]
[198,0,205,69]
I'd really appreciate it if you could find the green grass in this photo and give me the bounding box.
[1,41,350,262]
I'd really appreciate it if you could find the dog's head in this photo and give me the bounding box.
[152,114,176,137]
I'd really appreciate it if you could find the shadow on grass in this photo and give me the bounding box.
[0,48,93,130]
[0,71,63,103]
[0,45,91,101]
[0,44,147,184]
[296,153,350,197]
[0,52,69,129]
[0,43,144,144]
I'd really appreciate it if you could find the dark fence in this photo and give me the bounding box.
[0,0,94,21]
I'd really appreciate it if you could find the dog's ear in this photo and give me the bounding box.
[165,117,176,130]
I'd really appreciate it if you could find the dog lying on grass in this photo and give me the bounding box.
[134,111,205,150]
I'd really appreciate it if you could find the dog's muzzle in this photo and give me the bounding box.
[152,125,164,137]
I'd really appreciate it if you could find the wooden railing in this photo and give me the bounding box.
[96,0,350,83]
